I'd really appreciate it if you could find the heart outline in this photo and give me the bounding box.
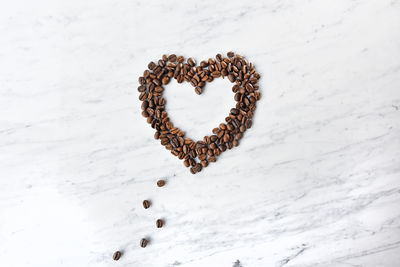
[138,52,261,174]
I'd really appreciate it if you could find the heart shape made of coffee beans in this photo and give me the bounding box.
[138,52,261,174]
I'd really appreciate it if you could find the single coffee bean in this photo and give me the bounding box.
[143,200,151,209]
[228,74,235,83]
[140,238,148,248]
[177,56,185,63]
[209,156,217,162]
[187,57,196,66]
[157,180,166,187]
[156,219,164,228]
[195,86,203,95]
[113,251,122,261]
[148,61,156,70]
[168,54,177,62]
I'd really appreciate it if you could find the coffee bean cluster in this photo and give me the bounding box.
[138,52,261,173]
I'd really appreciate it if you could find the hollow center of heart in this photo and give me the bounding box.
[163,78,236,141]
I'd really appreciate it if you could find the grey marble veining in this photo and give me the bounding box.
[1,0,400,266]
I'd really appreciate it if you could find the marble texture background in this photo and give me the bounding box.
[1,0,400,266]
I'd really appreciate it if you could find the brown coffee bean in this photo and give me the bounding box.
[113,251,122,261]
[200,60,208,67]
[209,156,217,162]
[140,238,148,248]
[143,200,151,209]
[227,51,235,58]
[148,61,156,70]
[195,86,203,95]
[157,179,166,187]
[228,74,235,82]
[156,219,164,228]
[177,56,185,63]
[168,54,177,62]
[187,58,196,66]
[184,159,190,167]
[162,76,170,85]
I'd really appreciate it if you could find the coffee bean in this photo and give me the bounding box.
[228,74,235,83]
[143,200,151,209]
[162,76,170,85]
[230,108,239,115]
[157,180,166,187]
[138,53,260,173]
[195,86,203,95]
[148,61,156,70]
[209,156,217,162]
[201,160,208,167]
[140,238,148,248]
[113,251,122,261]
[177,56,185,63]
[168,54,177,62]
[156,219,164,228]
[187,58,196,66]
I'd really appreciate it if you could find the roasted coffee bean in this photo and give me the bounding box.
[230,108,239,115]
[143,200,151,209]
[228,74,235,83]
[187,57,196,66]
[177,56,185,63]
[148,61,156,70]
[209,156,217,162]
[195,163,202,172]
[156,219,164,228]
[168,54,177,62]
[157,179,166,187]
[162,76,170,85]
[113,251,122,261]
[140,238,148,248]
[195,86,203,95]
[138,53,260,173]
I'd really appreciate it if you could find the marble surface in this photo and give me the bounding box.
[1,0,400,266]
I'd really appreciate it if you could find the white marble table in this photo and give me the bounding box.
[1,0,400,266]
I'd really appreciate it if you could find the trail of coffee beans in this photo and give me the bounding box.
[114,52,261,261]
[138,52,261,174]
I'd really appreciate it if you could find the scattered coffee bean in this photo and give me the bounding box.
[140,238,148,248]
[195,86,203,95]
[113,251,122,261]
[156,219,164,228]
[157,180,166,187]
[142,200,151,209]
[138,53,261,174]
